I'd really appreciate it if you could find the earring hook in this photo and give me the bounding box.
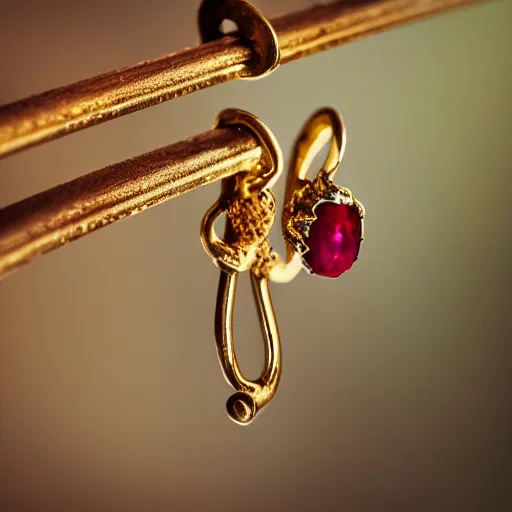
[284,107,346,212]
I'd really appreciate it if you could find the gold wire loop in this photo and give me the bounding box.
[285,107,346,207]
[198,0,280,80]
[215,270,281,425]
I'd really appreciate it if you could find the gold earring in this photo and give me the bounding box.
[201,107,365,425]
[201,108,283,425]
[278,107,365,279]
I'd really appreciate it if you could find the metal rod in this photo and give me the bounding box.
[0,128,261,278]
[0,0,481,158]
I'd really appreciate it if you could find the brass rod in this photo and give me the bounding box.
[0,128,261,278]
[0,0,481,158]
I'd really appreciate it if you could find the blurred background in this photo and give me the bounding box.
[0,0,510,510]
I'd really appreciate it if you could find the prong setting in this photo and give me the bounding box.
[283,173,364,277]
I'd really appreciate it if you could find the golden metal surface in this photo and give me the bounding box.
[0,127,262,279]
[0,0,483,158]
[201,109,283,424]
[215,271,281,425]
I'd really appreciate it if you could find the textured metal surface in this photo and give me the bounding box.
[0,0,482,158]
[0,128,261,278]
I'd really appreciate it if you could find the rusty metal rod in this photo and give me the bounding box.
[0,128,261,278]
[0,0,481,158]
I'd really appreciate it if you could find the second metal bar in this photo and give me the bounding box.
[0,128,261,278]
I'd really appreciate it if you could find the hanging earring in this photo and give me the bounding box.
[201,107,364,425]
[277,107,365,280]
[201,108,283,425]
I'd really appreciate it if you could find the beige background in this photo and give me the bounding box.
[0,0,511,510]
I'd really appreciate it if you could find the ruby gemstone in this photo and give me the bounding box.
[304,201,362,278]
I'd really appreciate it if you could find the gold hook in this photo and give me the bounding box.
[284,107,346,208]
[215,265,281,424]
[201,108,283,424]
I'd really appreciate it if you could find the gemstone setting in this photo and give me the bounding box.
[282,173,364,279]
[303,200,362,278]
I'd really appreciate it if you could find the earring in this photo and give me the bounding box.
[201,107,364,425]
[201,108,283,425]
[279,107,365,279]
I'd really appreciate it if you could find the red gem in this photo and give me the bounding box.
[304,201,362,278]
